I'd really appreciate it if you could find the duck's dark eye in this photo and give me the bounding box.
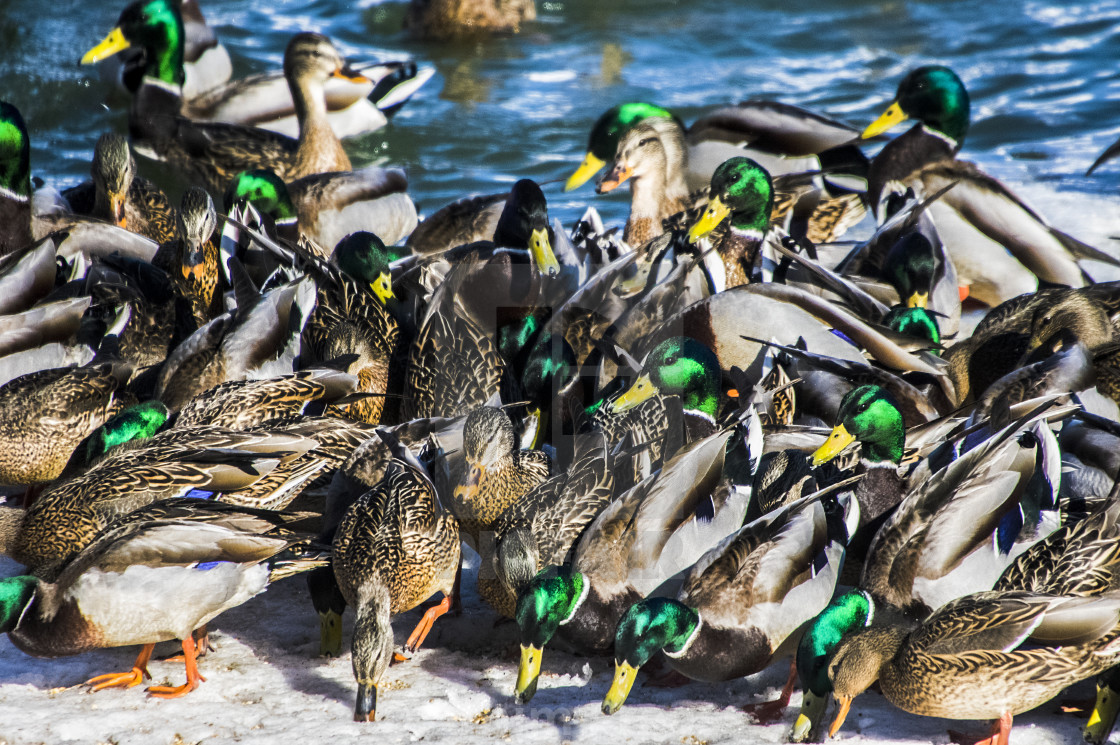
[638,137,656,147]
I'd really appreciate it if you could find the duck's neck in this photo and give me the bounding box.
[664,618,774,683]
[291,76,350,172]
[717,226,765,287]
[658,127,691,209]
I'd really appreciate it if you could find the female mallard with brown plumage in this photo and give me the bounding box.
[61,132,176,244]
[332,434,460,721]
[82,14,362,193]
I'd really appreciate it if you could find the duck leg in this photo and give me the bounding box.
[147,635,207,699]
[404,593,453,653]
[949,712,1013,745]
[86,643,154,691]
[162,625,213,661]
[742,659,798,724]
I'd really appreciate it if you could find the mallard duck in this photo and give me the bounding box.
[404,0,536,40]
[597,119,692,248]
[82,25,361,193]
[1,498,324,699]
[9,426,315,580]
[944,282,1120,404]
[151,186,221,326]
[88,0,430,139]
[482,431,614,618]
[862,65,1119,306]
[451,405,552,547]
[600,491,858,718]
[0,361,133,486]
[225,166,417,253]
[513,427,750,703]
[565,100,863,194]
[790,406,1065,742]
[687,156,775,287]
[332,434,460,721]
[154,275,315,411]
[810,384,908,527]
[0,101,34,255]
[100,0,232,101]
[173,369,359,431]
[61,132,175,243]
[610,336,723,444]
[825,590,1120,745]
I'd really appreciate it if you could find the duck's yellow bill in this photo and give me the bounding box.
[319,609,343,657]
[790,690,829,743]
[688,196,731,243]
[371,272,394,304]
[565,152,606,192]
[602,661,638,715]
[829,694,853,738]
[812,423,855,466]
[529,227,560,277]
[862,101,908,139]
[82,27,131,65]
[613,373,656,413]
[515,644,543,704]
[906,291,929,309]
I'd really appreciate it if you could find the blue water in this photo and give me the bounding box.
[2,0,1119,234]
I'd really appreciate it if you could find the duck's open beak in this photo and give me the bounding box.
[688,196,731,243]
[565,152,606,192]
[862,101,908,139]
[82,27,131,65]
[812,423,855,466]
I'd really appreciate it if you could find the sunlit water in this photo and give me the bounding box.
[2,0,1119,244]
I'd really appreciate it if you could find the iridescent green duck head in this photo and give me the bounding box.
[493,179,559,276]
[334,231,394,305]
[223,169,299,231]
[513,565,588,703]
[688,156,773,243]
[81,0,186,88]
[812,384,904,466]
[0,101,31,203]
[602,597,700,715]
[565,102,677,192]
[66,401,171,474]
[862,65,970,146]
[790,590,874,742]
[0,575,38,634]
[883,306,941,348]
[883,231,938,310]
[612,336,721,420]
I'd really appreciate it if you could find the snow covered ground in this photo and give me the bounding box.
[0,546,1104,745]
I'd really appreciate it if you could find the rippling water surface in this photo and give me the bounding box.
[2,0,1119,234]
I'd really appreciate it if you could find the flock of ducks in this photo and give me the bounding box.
[4,1,1120,744]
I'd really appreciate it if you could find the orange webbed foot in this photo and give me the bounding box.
[86,644,154,692]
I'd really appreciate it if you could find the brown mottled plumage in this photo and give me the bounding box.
[0,362,132,486]
[332,444,459,721]
[152,187,222,326]
[125,33,354,194]
[404,0,536,40]
[62,132,176,243]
